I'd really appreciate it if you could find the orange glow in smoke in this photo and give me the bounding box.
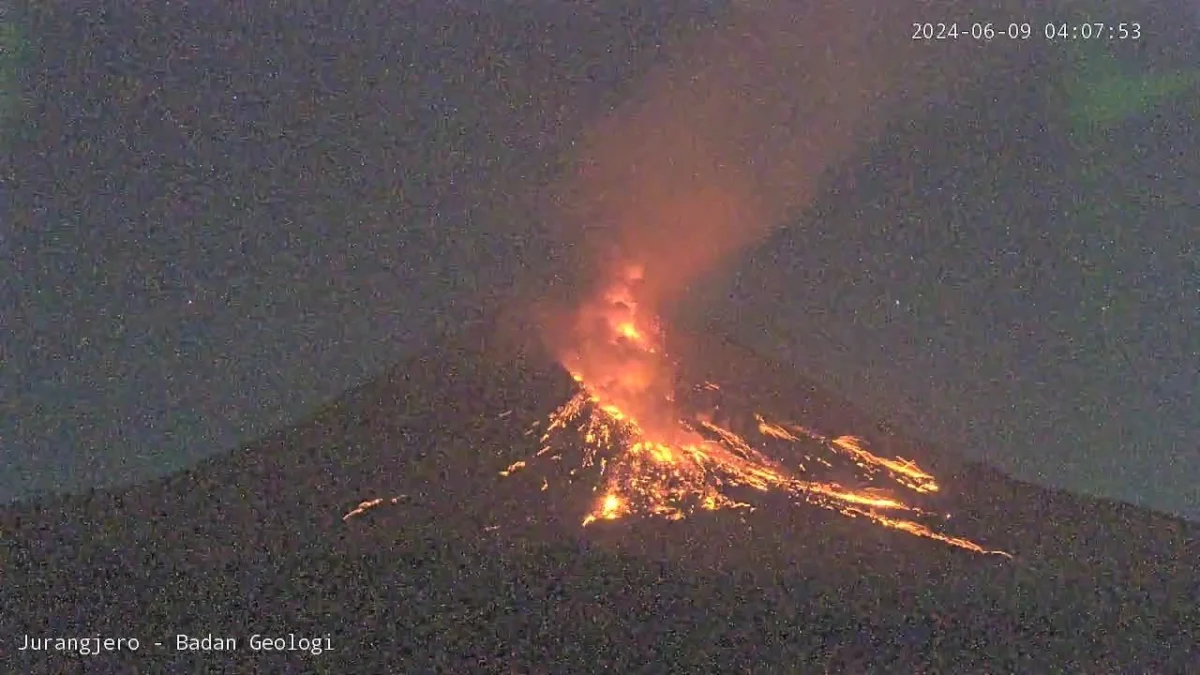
[496,0,1016,557]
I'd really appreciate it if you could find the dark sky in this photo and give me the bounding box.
[2,1,1197,520]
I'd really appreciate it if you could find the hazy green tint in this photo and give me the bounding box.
[0,8,30,143]
[1062,45,1199,133]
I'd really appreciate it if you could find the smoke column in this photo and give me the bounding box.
[551,1,979,310]
[540,1,1002,438]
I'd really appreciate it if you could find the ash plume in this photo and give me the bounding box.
[534,1,993,440]
[547,1,966,314]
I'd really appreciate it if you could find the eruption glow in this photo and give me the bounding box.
[495,3,1020,556]
[504,268,1010,557]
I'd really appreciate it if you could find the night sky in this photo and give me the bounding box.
[2,1,1197,520]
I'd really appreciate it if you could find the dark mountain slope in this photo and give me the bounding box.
[2,313,1196,673]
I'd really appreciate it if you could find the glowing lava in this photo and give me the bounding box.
[503,266,1010,558]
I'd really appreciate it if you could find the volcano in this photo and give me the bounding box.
[2,310,1196,673]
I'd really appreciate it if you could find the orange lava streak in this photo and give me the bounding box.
[508,269,1008,557]
[505,374,1007,556]
[757,416,939,494]
[342,495,406,522]
[847,508,1013,559]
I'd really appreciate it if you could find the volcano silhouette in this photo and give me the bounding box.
[3,311,1196,673]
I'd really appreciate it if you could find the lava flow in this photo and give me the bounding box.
[503,265,1010,558]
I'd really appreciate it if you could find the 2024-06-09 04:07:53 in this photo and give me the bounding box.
[912,21,1142,41]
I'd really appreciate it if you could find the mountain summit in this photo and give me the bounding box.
[3,313,1196,672]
